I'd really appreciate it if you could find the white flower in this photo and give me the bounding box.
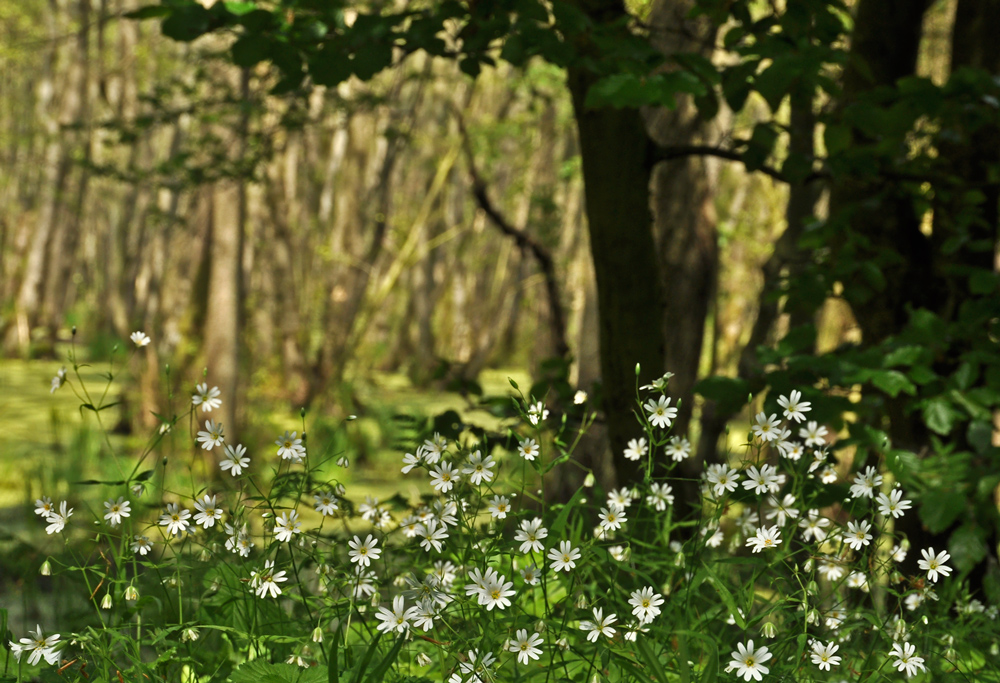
[799,421,828,447]
[819,466,838,484]
[799,509,831,542]
[275,430,306,463]
[103,497,131,527]
[131,535,153,556]
[889,642,926,678]
[876,488,912,519]
[508,629,543,665]
[481,574,515,610]
[527,401,549,425]
[646,482,674,511]
[628,587,664,625]
[777,390,810,423]
[375,595,416,633]
[607,487,635,508]
[44,501,73,535]
[459,649,497,683]
[599,505,626,531]
[274,510,301,542]
[644,395,677,429]
[623,437,647,462]
[410,598,438,631]
[422,433,447,464]
[35,497,55,517]
[418,519,449,553]
[845,519,873,551]
[518,438,540,461]
[462,450,495,486]
[487,495,511,519]
[313,491,338,516]
[891,543,908,563]
[818,561,846,582]
[159,503,191,537]
[520,564,540,585]
[640,372,674,392]
[192,494,223,529]
[580,607,617,642]
[251,560,287,598]
[514,518,548,554]
[706,464,740,497]
[429,461,459,493]
[573,390,588,405]
[50,367,66,393]
[401,448,424,474]
[197,420,224,450]
[810,640,841,671]
[849,466,883,499]
[752,412,781,442]
[12,624,60,666]
[220,443,250,476]
[765,494,799,526]
[665,436,691,462]
[130,331,151,347]
[728,640,771,681]
[918,547,952,582]
[348,534,381,568]
[742,464,780,495]
[746,525,782,553]
[547,540,581,572]
[191,383,221,412]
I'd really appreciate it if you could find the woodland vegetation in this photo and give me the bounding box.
[2,0,999,601]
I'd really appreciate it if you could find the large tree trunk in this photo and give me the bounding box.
[568,63,665,491]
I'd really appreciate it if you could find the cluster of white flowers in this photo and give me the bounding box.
[30,366,997,682]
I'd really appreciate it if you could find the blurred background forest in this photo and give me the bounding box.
[2,0,1000,597]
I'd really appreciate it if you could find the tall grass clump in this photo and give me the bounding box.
[4,332,999,683]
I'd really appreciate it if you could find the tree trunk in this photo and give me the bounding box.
[568,63,665,491]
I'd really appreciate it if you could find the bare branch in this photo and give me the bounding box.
[452,105,571,360]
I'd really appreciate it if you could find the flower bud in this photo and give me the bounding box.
[416,653,432,667]
[311,627,324,643]
[40,559,51,576]
[101,593,113,609]
[762,622,777,639]
[182,628,200,642]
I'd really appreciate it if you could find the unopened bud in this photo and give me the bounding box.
[101,593,113,609]
[40,559,51,576]
[311,627,324,643]
[762,622,777,639]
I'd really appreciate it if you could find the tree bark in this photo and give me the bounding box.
[568,62,665,490]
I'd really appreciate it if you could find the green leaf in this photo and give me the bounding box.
[701,562,745,628]
[636,638,670,683]
[922,396,958,435]
[869,369,916,397]
[753,55,801,111]
[364,635,406,683]
[919,490,966,534]
[953,362,979,390]
[949,524,988,572]
[161,5,212,42]
[550,485,585,538]
[695,376,750,416]
[353,42,394,80]
[882,345,925,367]
[231,34,270,67]
[228,660,311,683]
[969,268,999,294]
[967,420,993,454]
[349,634,382,683]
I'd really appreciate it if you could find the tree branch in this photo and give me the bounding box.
[452,105,571,360]
[651,143,829,184]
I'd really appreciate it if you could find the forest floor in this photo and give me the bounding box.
[0,358,531,522]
